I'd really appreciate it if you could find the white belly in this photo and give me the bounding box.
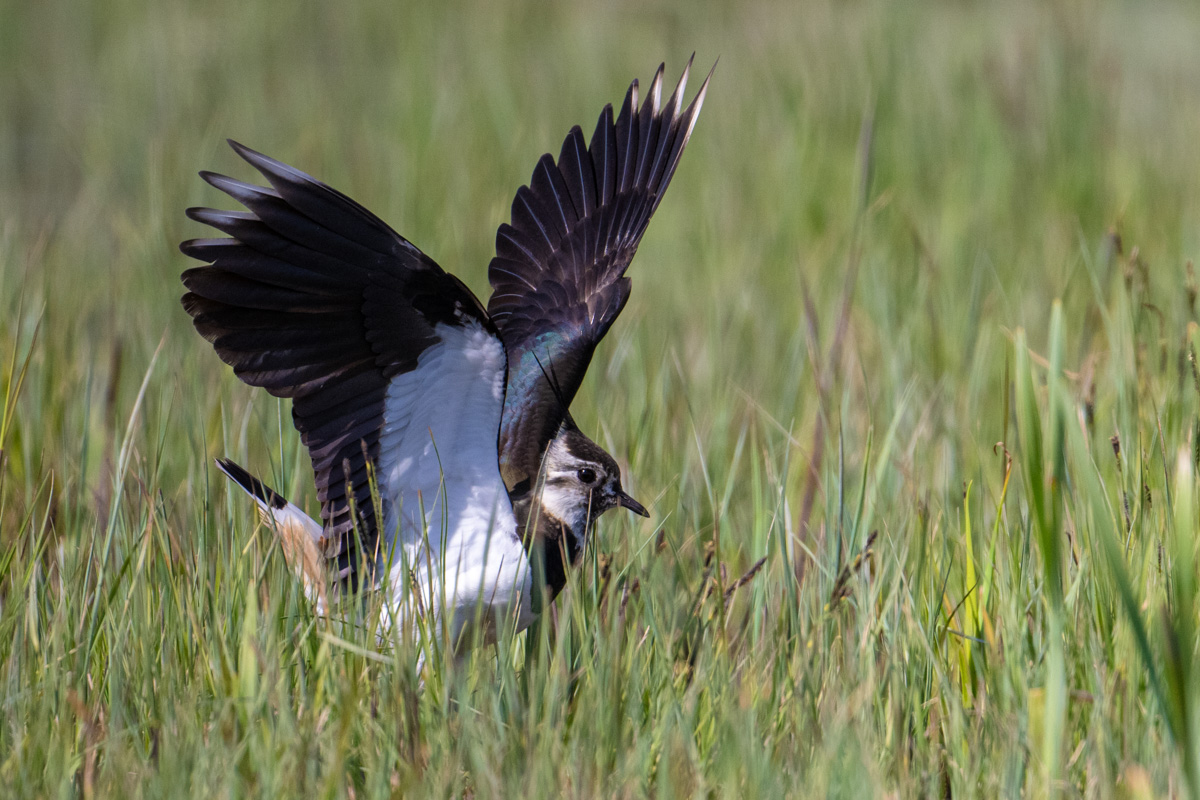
[381,478,538,644]
[372,320,539,645]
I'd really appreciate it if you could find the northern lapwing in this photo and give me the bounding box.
[180,60,710,649]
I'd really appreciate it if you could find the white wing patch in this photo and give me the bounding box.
[376,320,534,640]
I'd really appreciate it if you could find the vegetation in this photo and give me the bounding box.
[4,0,1200,795]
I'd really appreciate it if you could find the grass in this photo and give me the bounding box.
[4,0,1200,795]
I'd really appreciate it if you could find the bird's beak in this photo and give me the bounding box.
[616,489,649,517]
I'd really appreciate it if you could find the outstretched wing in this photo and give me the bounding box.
[181,141,510,591]
[486,59,711,487]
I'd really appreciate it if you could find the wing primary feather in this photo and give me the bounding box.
[201,171,282,204]
[615,79,638,195]
[589,104,616,207]
[671,54,694,117]
[682,62,715,143]
[227,140,407,258]
[651,61,714,217]
[533,154,575,235]
[513,188,558,253]
[633,64,665,188]
[485,61,714,486]
[644,57,694,193]
[557,126,595,221]
[186,207,257,227]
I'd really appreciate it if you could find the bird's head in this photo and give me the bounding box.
[536,420,648,551]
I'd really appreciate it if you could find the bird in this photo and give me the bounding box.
[180,59,711,653]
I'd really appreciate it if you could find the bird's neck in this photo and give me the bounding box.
[509,488,587,611]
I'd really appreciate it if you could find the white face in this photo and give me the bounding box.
[537,434,617,538]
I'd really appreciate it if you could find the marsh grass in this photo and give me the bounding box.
[5,0,1200,795]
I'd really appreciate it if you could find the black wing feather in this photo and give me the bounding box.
[486,59,712,486]
[591,104,616,207]
[182,140,492,590]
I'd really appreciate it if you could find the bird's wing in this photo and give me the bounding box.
[486,59,711,488]
[182,141,510,592]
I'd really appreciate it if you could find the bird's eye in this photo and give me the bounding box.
[577,467,597,485]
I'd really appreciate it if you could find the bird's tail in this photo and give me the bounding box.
[215,458,330,612]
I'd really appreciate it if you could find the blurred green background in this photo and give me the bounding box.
[5,0,1200,795]
[5,0,1200,493]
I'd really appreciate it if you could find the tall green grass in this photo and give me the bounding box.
[5,0,1200,794]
